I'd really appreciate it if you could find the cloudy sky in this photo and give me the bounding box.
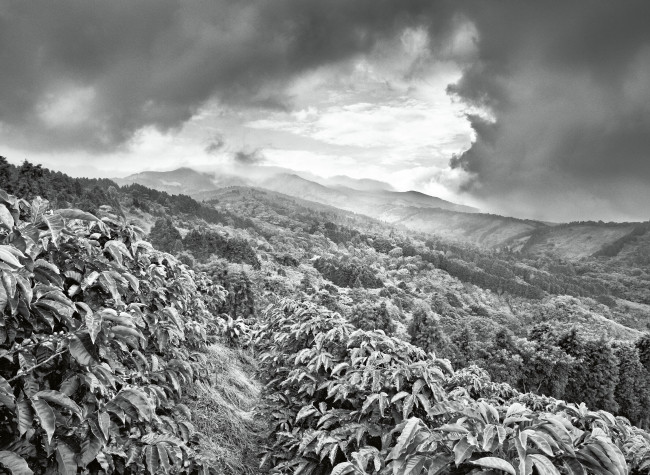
[1,1,649,222]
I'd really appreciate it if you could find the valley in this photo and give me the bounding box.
[1,158,650,474]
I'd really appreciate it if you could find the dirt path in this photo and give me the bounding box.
[183,343,266,474]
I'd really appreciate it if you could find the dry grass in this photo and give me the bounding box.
[182,343,265,474]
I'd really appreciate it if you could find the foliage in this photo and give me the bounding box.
[198,259,256,318]
[4,157,650,473]
[217,316,250,348]
[313,257,383,289]
[559,331,619,414]
[407,303,452,356]
[254,299,632,475]
[149,218,184,254]
[635,333,650,371]
[0,187,226,474]
[612,342,650,428]
[349,302,396,335]
[183,229,260,269]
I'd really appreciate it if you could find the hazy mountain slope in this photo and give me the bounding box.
[259,173,477,214]
[316,174,394,191]
[115,167,650,261]
[116,168,474,215]
[379,206,544,248]
[114,167,245,194]
[522,223,638,259]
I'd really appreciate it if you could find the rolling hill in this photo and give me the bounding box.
[115,166,650,261]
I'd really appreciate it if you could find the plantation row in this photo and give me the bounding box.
[0,187,228,474]
[254,299,650,474]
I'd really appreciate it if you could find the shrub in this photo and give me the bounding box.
[349,302,396,334]
[217,316,250,348]
[313,257,383,289]
[183,230,260,268]
[0,188,226,474]
[148,217,183,254]
[407,303,452,357]
[254,299,632,475]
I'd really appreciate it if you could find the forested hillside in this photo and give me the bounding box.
[115,165,650,260]
[2,157,650,474]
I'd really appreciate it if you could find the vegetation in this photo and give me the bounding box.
[3,157,650,473]
[0,187,237,474]
[254,299,644,474]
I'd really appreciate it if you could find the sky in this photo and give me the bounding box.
[1,0,650,222]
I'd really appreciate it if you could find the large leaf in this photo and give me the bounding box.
[14,274,32,305]
[32,398,56,443]
[0,375,15,407]
[453,437,475,466]
[427,455,452,475]
[118,388,154,421]
[529,454,561,475]
[592,438,627,475]
[582,443,621,475]
[82,305,102,343]
[0,285,7,316]
[33,390,82,417]
[16,400,34,436]
[562,457,587,475]
[111,325,145,347]
[99,272,120,301]
[69,332,97,366]
[403,455,427,474]
[30,197,49,224]
[0,245,22,268]
[145,445,159,475]
[470,457,516,475]
[43,213,65,245]
[330,462,355,475]
[389,418,421,461]
[1,269,17,298]
[524,430,555,457]
[80,435,103,468]
[156,445,171,474]
[0,203,14,228]
[55,442,77,475]
[0,451,33,475]
[98,412,111,442]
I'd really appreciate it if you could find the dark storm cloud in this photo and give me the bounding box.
[205,133,225,155]
[0,0,456,152]
[448,1,650,220]
[3,0,650,220]
[233,149,265,165]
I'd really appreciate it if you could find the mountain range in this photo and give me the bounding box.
[115,166,650,260]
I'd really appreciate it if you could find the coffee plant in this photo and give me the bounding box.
[217,316,250,348]
[254,299,637,475]
[0,188,226,474]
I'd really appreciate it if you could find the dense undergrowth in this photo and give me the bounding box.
[0,187,244,474]
[3,159,650,474]
[254,299,650,474]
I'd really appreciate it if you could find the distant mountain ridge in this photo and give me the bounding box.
[316,174,394,191]
[115,166,650,260]
[258,172,478,214]
[113,167,248,193]
[114,166,477,214]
